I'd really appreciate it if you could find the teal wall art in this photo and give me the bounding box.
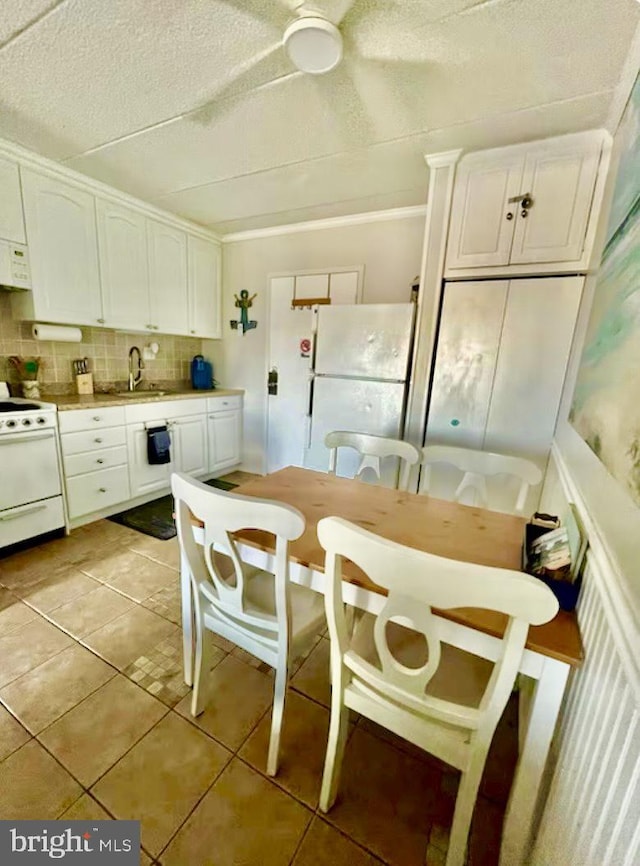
[570,72,640,505]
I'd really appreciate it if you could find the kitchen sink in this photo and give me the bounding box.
[114,389,174,398]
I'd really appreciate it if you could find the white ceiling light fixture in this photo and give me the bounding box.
[283,16,343,75]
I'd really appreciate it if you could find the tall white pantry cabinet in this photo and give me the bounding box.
[422,130,610,505]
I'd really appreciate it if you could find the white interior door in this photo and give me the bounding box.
[266,269,364,474]
[328,271,359,304]
[266,276,314,473]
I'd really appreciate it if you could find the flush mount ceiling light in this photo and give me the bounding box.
[283,16,343,75]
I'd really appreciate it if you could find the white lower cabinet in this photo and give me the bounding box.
[66,466,130,518]
[127,425,172,498]
[173,415,208,476]
[208,395,242,472]
[60,394,242,524]
[125,398,210,499]
[59,406,130,520]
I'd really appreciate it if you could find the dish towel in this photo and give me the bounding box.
[147,425,171,465]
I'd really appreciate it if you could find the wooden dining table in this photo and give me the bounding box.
[179,466,583,866]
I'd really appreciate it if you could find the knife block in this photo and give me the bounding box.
[76,373,94,395]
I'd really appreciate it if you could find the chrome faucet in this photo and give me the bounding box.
[128,346,144,391]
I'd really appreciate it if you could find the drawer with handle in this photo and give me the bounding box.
[63,446,128,478]
[65,465,130,519]
[58,406,126,433]
[61,426,126,457]
[207,395,242,413]
[0,496,65,548]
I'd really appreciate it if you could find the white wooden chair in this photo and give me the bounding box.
[420,444,543,514]
[171,472,326,776]
[317,516,558,866]
[325,431,421,492]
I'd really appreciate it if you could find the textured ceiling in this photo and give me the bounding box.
[1,0,638,235]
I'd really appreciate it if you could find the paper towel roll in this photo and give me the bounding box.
[32,323,82,343]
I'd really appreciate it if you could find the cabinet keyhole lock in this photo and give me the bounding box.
[506,212,514,221]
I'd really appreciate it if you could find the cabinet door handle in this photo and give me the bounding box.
[94,437,103,443]
[98,487,107,493]
[0,503,46,521]
[97,318,105,324]
[97,458,104,464]
[93,416,102,422]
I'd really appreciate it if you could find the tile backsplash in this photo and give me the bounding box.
[0,293,204,395]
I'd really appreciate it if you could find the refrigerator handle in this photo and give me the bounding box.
[305,374,315,448]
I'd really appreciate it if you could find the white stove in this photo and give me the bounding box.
[0,398,66,549]
[0,397,57,433]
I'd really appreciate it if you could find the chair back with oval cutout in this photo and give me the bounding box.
[420,444,542,514]
[325,431,421,491]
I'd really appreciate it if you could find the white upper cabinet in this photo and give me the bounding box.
[148,220,189,335]
[0,156,25,243]
[188,235,221,338]
[10,150,221,335]
[19,168,103,325]
[509,135,602,265]
[446,152,523,271]
[445,131,606,276]
[97,199,149,330]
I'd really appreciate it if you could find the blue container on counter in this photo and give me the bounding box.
[191,355,214,389]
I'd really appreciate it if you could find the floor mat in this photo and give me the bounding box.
[108,478,237,540]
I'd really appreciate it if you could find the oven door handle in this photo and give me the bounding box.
[0,432,54,445]
[0,503,48,521]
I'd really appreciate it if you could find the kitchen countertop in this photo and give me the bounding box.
[49,388,244,411]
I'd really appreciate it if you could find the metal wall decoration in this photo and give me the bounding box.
[230,289,258,334]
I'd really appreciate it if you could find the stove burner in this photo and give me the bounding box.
[0,401,41,413]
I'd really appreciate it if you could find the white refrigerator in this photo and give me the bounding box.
[303,303,415,481]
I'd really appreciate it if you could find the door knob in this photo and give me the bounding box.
[268,367,278,396]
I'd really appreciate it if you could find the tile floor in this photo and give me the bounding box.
[0,486,514,865]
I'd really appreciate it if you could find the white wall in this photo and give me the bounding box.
[203,213,425,473]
